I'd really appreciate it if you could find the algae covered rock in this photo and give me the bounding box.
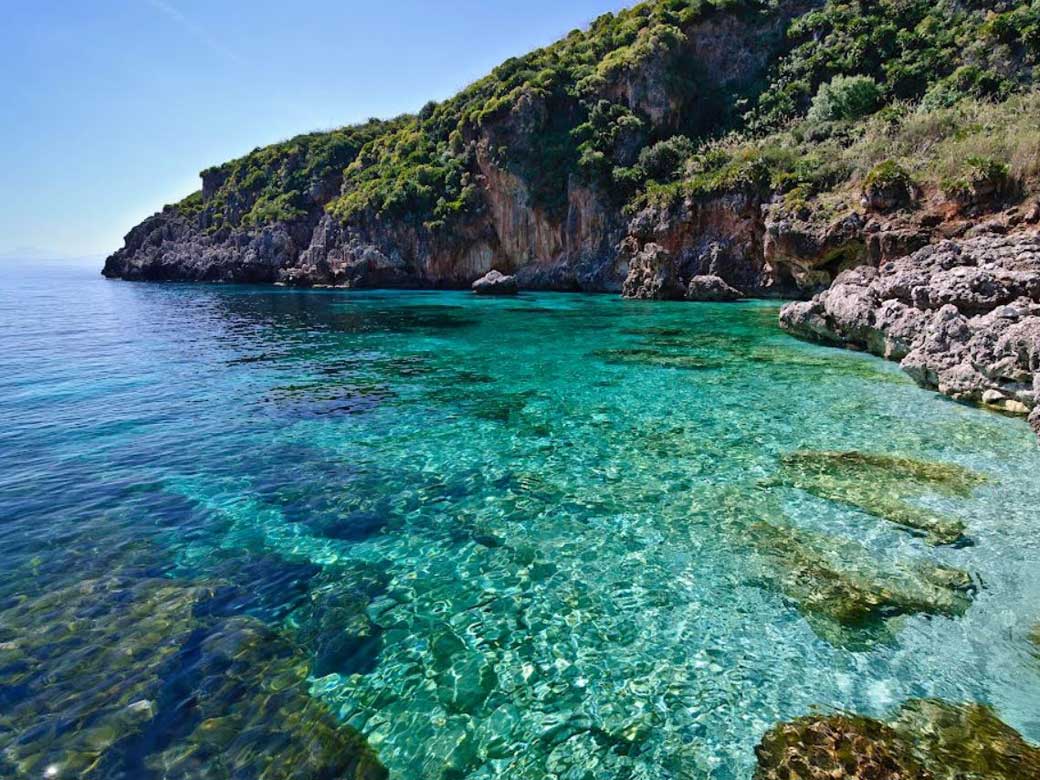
[755,700,1040,780]
[776,450,985,545]
[892,700,1040,780]
[0,573,387,780]
[143,617,387,780]
[750,521,975,647]
[754,713,924,780]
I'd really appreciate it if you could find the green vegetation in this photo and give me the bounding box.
[942,155,1012,203]
[635,89,1040,216]
[807,75,883,123]
[326,0,773,226]
[182,118,400,232]
[750,0,1039,128]
[176,0,1040,238]
[864,159,913,191]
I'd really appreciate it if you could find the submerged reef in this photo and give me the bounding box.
[0,573,387,780]
[754,699,1040,780]
[749,521,975,647]
[775,451,986,545]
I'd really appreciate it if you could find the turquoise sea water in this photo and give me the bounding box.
[2,261,1039,779]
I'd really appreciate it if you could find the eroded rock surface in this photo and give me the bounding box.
[755,700,1040,780]
[686,274,744,301]
[781,233,1040,437]
[472,269,519,296]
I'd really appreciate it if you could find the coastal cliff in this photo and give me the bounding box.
[104,0,1040,433]
[105,1,1040,295]
[105,0,811,291]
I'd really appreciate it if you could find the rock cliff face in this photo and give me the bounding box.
[103,1,818,291]
[781,231,1040,436]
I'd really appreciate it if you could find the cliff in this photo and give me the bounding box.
[105,0,1040,297]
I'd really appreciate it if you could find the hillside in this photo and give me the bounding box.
[104,0,1040,295]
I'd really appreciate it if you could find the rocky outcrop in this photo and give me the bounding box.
[686,274,743,301]
[102,208,308,283]
[621,242,685,299]
[472,270,518,295]
[763,208,868,290]
[104,1,821,294]
[781,233,1040,435]
[755,700,1040,780]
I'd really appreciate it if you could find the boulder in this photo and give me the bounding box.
[621,242,684,300]
[472,269,519,296]
[685,274,744,301]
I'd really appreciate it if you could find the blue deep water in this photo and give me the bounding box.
[1,260,1039,779]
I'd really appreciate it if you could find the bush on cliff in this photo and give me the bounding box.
[807,75,882,123]
[161,0,1040,242]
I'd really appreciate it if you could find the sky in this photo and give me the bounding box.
[0,0,632,259]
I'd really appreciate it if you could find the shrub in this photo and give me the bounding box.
[808,76,883,123]
[636,135,696,181]
[864,160,912,191]
[175,191,205,219]
[862,160,915,211]
[942,157,1011,203]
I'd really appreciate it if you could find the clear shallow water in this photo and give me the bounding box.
[1,261,1039,779]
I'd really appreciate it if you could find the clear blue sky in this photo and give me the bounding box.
[0,0,631,258]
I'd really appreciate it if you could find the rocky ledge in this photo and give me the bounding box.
[780,232,1040,438]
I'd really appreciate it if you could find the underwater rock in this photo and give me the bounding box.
[591,347,723,371]
[142,616,387,780]
[755,700,1040,780]
[472,270,519,296]
[754,713,924,780]
[0,575,213,777]
[776,451,985,545]
[750,522,974,646]
[0,573,387,780]
[262,380,393,419]
[892,699,1040,780]
[288,576,385,678]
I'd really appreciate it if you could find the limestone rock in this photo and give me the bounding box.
[472,269,519,296]
[622,243,685,300]
[685,274,744,301]
[781,233,1040,438]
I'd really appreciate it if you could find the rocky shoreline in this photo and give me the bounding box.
[104,194,1040,440]
[780,230,1040,438]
